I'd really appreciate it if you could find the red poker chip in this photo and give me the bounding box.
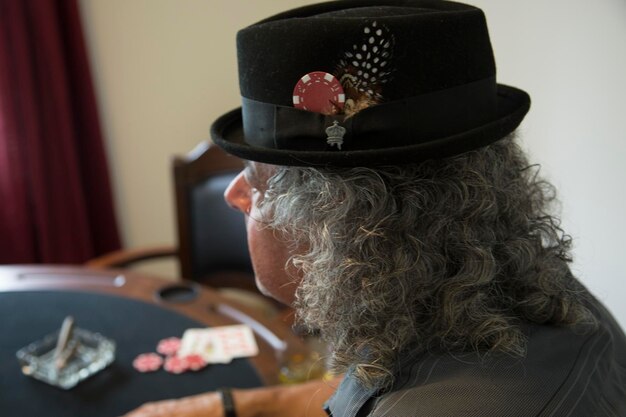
[292,71,345,115]
[156,337,181,356]
[164,356,189,374]
[183,354,207,371]
[133,353,163,373]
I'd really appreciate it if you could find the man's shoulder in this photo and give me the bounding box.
[327,296,626,417]
[367,318,625,417]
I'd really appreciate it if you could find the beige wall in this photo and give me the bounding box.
[79,0,315,278]
[79,1,626,326]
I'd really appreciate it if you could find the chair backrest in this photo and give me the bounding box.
[173,141,255,291]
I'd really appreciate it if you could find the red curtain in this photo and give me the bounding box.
[0,0,120,263]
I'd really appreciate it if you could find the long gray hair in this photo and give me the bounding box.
[255,135,595,389]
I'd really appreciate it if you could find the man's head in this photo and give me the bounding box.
[225,136,595,389]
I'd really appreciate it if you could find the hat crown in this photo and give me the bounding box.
[237,0,495,106]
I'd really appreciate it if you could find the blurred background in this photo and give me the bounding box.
[72,0,625,327]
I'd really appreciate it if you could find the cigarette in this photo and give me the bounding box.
[53,316,75,367]
[55,340,78,370]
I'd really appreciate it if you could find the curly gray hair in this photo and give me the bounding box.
[252,135,595,390]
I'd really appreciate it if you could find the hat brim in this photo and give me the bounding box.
[211,84,530,167]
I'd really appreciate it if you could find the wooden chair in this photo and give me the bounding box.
[87,141,261,295]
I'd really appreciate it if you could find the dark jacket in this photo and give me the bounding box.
[325,291,626,417]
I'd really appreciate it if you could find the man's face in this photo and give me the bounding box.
[223,162,300,306]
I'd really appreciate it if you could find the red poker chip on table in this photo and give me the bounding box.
[164,355,190,374]
[133,353,163,373]
[183,354,208,371]
[156,337,181,356]
[292,71,345,115]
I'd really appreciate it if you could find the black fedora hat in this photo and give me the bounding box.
[211,0,530,167]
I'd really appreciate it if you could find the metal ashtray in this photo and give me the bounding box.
[16,317,115,389]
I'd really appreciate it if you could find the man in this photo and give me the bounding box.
[124,1,626,416]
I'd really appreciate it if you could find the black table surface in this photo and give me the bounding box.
[0,290,263,417]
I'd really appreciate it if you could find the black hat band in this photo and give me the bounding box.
[242,76,496,152]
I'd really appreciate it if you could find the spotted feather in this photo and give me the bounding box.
[335,21,395,117]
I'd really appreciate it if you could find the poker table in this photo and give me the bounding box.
[0,266,304,416]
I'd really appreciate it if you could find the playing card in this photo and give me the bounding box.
[178,325,258,364]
